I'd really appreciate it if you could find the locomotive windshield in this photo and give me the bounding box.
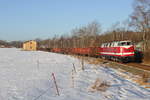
[118,41,132,46]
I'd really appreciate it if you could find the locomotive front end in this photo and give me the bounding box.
[119,41,135,62]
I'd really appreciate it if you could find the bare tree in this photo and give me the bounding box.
[130,0,150,51]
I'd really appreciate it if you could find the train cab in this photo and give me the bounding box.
[100,41,135,62]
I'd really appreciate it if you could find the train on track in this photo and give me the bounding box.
[39,40,143,63]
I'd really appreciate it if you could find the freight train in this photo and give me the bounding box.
[40,40,143,63]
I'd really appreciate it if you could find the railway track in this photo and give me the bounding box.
[126,63,150,71]
[101,59,150,73]
[67,53,150,73]
[76,56,150,75]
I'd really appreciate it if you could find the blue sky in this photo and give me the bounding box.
[0,0,134,41]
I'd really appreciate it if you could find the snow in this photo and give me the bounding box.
[0,48,150,100]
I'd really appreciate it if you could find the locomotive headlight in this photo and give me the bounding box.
[121,48,123,55]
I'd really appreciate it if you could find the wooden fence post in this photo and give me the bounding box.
[52,73,60,96]
[71,70,74,88]
[81,58,84,71]
[73,63,76,73]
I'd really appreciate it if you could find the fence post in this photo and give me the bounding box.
[71,70,74,88]
[81,58,84,71]
[52,73,60,96]
[73,63,76,73]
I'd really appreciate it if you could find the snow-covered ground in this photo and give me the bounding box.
[0,48,150,100]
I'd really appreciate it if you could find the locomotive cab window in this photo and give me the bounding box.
[118,42,132,46]
[101,44,105,47]
[111,42,114,47]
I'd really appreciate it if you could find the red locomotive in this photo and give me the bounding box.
[100,41,135,62]
[48,40,142,63]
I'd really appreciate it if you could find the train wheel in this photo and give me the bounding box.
[121,58,128,63]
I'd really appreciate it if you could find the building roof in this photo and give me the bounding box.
[23,40,36,43]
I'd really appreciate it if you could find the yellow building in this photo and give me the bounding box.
[23,40,37,51]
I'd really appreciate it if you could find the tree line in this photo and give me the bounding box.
[38,0,150,52]
[0,40,22,48]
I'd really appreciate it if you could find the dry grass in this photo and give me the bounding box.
[88,78,110,92]
[72,55,104,65]
[134,79,150,88]
[131,73,150,88]
[88,58,103,65]
[142,73,150,83]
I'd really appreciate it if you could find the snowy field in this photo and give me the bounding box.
[0,48,150,100]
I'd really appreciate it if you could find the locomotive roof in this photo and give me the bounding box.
[102,40,132,44]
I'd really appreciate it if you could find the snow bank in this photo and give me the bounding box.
[0,48,149,100]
